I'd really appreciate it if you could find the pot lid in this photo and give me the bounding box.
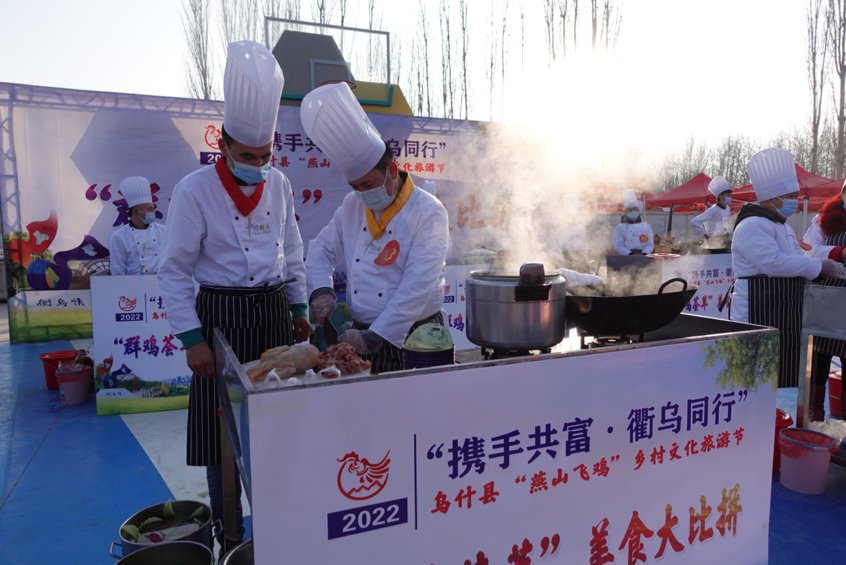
[470,265,562,282]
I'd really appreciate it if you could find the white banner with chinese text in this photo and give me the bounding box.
[660,253,736,320]
[246,333,776,564]
[90,275,190,415]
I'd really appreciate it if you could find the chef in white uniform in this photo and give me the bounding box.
[612,189,654,255]
[301,82,449,373]
[690,175,733,243]
[109,176,165,275]
[803,180,846,263]
[730,147,844,387]
[801,181,846,419]
[158,40,310,554]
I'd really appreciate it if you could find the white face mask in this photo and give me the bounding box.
[143,211,156,225]
[357,185,395,211]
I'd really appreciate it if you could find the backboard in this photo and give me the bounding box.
[265,18,392,106]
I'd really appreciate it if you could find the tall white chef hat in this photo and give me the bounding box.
[300,82,386,182]
[622,189,641,212]
[120,176,152,209]
[223,40,284,147]
[746,147,799,202]
[707,175,731,198]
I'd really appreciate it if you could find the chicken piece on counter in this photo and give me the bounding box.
[246,342,320,383]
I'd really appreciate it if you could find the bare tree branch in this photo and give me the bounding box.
[182,0,216,100]
[459,0,470,119]
[827,0,846,177]
[808,0,829,172]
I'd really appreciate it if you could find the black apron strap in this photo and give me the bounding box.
[747,276,806,388]
[186,285,293,467]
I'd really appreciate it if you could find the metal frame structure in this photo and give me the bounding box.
[796,284,846,449]
[263,17,393,106]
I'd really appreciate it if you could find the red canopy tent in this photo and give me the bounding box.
[645,173,714,210]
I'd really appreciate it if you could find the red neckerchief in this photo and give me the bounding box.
[215,157,265,216]
[819,194,846,238]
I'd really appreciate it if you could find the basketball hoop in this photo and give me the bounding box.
[319,79,357,90]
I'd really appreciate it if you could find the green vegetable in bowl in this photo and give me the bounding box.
[120,524,140,542]
[139,516,163,531]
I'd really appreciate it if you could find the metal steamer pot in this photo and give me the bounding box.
[466,263,567,350]
[565,278,697,337]
[110,500,215,559]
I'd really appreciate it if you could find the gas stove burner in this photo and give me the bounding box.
[581,334,645,350]
[482,347,552,360]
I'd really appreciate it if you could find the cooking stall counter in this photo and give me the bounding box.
[216,314,778,564]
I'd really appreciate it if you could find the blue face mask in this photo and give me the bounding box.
[357,185,395,211]
[143,211,157,225]
[778,198,798,218]
[230,160,271,185]
[625,212,640,221]
[723,196,733,206]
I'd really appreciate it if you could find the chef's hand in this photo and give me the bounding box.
[292,315,312,343]
[339,329,383,355]
[310,294,337,324]
[840,247,846,263]
[820,258,846,279]
[186,342,215,378]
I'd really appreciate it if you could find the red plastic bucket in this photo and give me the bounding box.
[778,428,836,494]
[773,408,793,473]
[39,350,80,390]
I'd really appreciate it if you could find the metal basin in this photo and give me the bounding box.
[110,500,213,559]
[222,539,253,565]
[115,541,213,565]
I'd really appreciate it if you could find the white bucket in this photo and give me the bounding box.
[778,428,836,495]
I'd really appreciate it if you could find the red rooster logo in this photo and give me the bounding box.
[117,296,137,312]
[336,451,391,501]
[204,124,221,149]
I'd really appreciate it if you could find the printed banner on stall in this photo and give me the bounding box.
[0,84,487,343]
[245,332,777,564]
[442,265,475,350]
[90,276,190,415]
[660,254,736,320]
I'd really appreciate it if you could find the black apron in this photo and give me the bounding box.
[187,283,293,467]
[811,230,846,357]
[354,312,444,374]
[746,276,807,388]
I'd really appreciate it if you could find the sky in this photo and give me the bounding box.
[0,0,811,155]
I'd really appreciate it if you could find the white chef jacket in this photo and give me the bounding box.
[690,204,732,239]
[802,214,839,259]
[109,222,166,275]
[612,221,654,255]
[158,165,308,335]
[306,177,449,348]
[730,216,821,322]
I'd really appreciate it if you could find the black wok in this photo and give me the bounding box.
[565,278,697,337]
